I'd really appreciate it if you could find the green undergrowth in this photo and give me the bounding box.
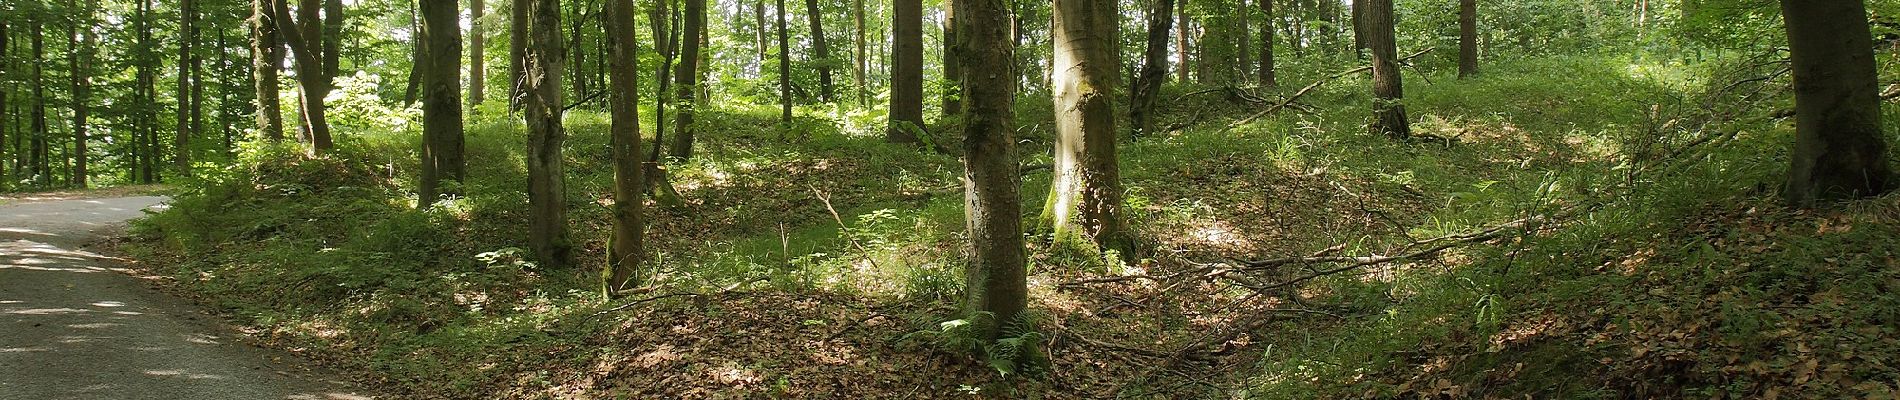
[123,53,1900,398]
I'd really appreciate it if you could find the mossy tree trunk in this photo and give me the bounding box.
[1045,0,1130,255]
[1779,0,1892,205]
[521,0,571,268]
[956,0,1026,341]
[604,0,646,294]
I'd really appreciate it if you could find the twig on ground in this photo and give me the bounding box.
[1227,47,1435,130]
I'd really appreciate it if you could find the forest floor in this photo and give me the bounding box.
[115,54,1900,399]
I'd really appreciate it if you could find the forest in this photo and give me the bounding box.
[0,0,1897,397]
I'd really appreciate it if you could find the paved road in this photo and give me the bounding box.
[0,196,370,399]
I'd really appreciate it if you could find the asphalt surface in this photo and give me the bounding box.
[0,196,371,399]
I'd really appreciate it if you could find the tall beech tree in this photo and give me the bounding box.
[1,17,9,183]
[888,0,922,142]
[252,0,284,141]
[1259,0,1275,86]
[1130,0,1173,137]
[70,2,95,188]
[469,0,485,107]
[29,16,46,184]
[418,0,464,208]
[603,0,646,295]
[1779,0,1892,205]
[522,0,572,268]
[1458,0,1477,78]
[805,0,834,102]
[941,2,959,115]
[955,0,1026,341]
[1364,0,1407,139]
[853,0,868,105]
[267,0,344,153]
[1045,0,1129,253]
[776,0,791,123]
[670,0,705,160]
[176,0,195,172]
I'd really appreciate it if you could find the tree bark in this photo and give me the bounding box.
[510,0,528,110]
[604,0,646,294]
[1779,0,1892,205]
[1259,0,1275,86]
[269,0,339,153]
[1365,0,1407,139]
[176,0,195,173]
[755,0,767,72]
[404,7,422,106]
[888,0,923,142]
[253,0,285,141]
[71,4,94,188]
[1130,0,1174,137]
[806,0,834,102]
[670,0,704,160]
[1174,0,1189,82]
[137,0,157,182]
[853,0,868,106]
[777,0,792,123]
[1237,0,1250,82]
[955,0,1027,341]
[1350,0,1365,57]
[419,0,465,208]
[470,0,486,106]
[523,0,571,267]
[941,1,959,115]
[1045,0,1129,254]
[1457,0,1477,78]
[29,17,46,184]
[1,19,9,183]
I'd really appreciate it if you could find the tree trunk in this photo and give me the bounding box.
[523,0,571,267]
[955,0,1027,341]
[1779,0,1892,205]
[755,0,767,73]
[404,7,422,105]
[777,0,792,123]
[853,0,868,106]
[806,0,834,102]
[1,19,9,183]
[1174,0,1188,82]
[941,1,959,115]
[253,0,285,141]
[1457,0,1477,78]
[137,0,158,183]
[1259,0,1275,86]
[29,18,46,184]
[71,5,94,188]
[603,0,646,294]
[419,0,465,208]
[1045,0,1129,254]
[176,0,195,173]
[1350,0,1365,57]
[470,0,485,107]
[888,0,923,142]
[1130,0,1174,137]
[670,0,705,160]
[510,0,528,110]
[270,0,339,154]
[1237,0,1250,82]
[1365,0,1407,139]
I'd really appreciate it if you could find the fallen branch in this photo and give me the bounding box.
[1227,47,1436,130]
